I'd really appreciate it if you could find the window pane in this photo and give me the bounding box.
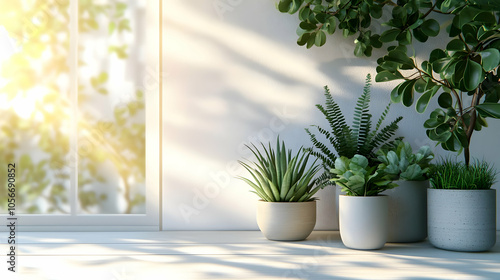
[0,1,71,214]
[77,0,146,214]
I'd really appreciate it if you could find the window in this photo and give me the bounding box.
[0,0,160,231]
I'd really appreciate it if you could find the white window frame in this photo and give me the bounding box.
[1,0,161,231]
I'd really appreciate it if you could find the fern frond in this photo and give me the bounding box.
[368,116,404,155]
[305,127,337,166]
[317,86,349,138]
[306,74,403,178]
[352,74,373,154]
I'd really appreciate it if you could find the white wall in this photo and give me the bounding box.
[162,0,500,230]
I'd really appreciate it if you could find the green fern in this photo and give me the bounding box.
[307,74,403,188]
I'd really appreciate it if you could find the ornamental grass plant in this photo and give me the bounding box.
[429,159,497,190]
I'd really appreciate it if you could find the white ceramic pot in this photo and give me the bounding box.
[382,180,428,243]
[256,200,316,241]
[339,195,388,250]
[428,189,497,252]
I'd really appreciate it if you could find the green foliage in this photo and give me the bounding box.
[0,1,144,214]
[331,154,397,196]
[276,0,500,166]
[376,140,434,181]
[429,158,497,190]
[238,139,322,202]
[306,74,403,188]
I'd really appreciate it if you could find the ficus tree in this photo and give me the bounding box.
[276,0,500,166]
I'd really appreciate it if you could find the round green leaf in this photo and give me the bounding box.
[289,0,304,14]
[463,59,484,91]
[424,118,440,129]
[386,50,415,68]
[392,6,408,25]
[278,0,293,13]
[299,21,317,31]
[416,87,438,113]
[412,28,428,42]
[306,32,316,48]
[414,78,426,93]
[297,33,310,46]
[380,29,400,43]
[428,128,452,143]
[473,12,496,25]
[443,132,462,152]
[370,5,382,19]
[475,103,500,119]
[375,70,404,82]
[401,79,417,107]
[397,30,412,45]
[370,34,382,48]
[391,83,404,103]
[432,57,451,73]
[438,92,453,108]
[446,39,465,51]
[315,30,326,47]
[326,17,337,34]
[298,6,311,21]
[429,49,447,63]
[435,123,450,135]
[452,60,467,86]
[478,49,500,72]
[421,19,440,37]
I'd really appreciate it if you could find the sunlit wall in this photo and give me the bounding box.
[162,1,500,230]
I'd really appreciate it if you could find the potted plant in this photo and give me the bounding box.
[276,0,500,252]
[306,74,403,220]
[238,138,322,241]
[376,140,434,243]
[427,159,497,251]
[331,154,397,250]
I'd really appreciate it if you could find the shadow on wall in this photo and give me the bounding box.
[162,1,364,230]
[161,1,500,231]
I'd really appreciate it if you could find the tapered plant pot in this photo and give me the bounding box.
[339,195,388,250]
[256,200,316,241]
[382,180,428,243]
[428,189,497,252]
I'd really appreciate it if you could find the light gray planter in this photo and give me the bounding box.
[339,195,388,250]
[382,180,428,243]
[256,200,316,241]
[428,189,497,252]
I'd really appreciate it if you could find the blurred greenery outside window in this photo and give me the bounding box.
[0,0,149,216]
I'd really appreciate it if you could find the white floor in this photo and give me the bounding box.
[1,231,499,280]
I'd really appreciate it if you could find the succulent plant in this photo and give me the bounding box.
[238,138,322,202]
[330,154,397,196]
[376,140,434,181]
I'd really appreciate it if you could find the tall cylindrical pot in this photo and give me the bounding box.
[382,180,428,243]
[339,195,388,250]
[256,200,316,241]
[428,189,497,252]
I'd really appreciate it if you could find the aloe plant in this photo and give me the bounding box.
[376,140,434,181]
[331,154,397,196]
[238,139,322,202]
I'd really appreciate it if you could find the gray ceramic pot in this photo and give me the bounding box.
[428,188,497,252]
[256,200,316,241]
[382,180,428,243]
[339,195,388,250]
